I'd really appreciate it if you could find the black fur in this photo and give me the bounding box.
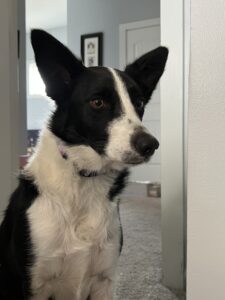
[31,30,168,155]
[30,29,85,105]
[0,175,38,300]
[125,47,169,100]
[0,30,168,299]
[49,67,123,154]
[109,169,129,201]
[117,199,124,254]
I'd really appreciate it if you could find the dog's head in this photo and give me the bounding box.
[31,30,168,171]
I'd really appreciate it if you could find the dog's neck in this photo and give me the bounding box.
[57,142,103,178]
[25,128,125,196]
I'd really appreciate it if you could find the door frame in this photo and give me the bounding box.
[119,11,187,290]
[119,18,160,69]
[119,18,161,183]
[161,0,189,290]
[0,0,19,219]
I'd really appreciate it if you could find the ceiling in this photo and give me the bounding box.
[26,0,67,31]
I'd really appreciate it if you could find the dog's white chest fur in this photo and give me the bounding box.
[26,130,121,300]
[28,193,119,300]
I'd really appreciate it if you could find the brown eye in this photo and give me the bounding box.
[136,99,144,110]
[89,99,107,110]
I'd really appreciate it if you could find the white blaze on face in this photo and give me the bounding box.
[105,68,147,162]
[109,68,140,123]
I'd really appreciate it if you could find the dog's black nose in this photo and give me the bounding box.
[132,132,159,158]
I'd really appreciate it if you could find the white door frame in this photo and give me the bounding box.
[119,18,160,69]
[119,13,187,290]
[119,18,161,184]
[161,0,189,290]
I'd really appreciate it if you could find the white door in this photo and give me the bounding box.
[120,19,160,183]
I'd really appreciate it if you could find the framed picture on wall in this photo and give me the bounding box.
[81,32,103,67]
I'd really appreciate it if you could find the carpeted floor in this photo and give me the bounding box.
[114,196,184,300]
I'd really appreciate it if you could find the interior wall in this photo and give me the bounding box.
[26,26,67,130]
[160,0,185,289]
[67,0,160,68]
[187,0,225,299]
[0,0,19,217]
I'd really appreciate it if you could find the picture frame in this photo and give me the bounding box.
[81,32,103,67]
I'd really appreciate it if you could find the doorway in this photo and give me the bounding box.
[120,19,160,183]
[120,16,186,293]
[14,0,186,298]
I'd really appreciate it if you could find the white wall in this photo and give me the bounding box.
[187,0,225,299]
[160,0,185,289]
[0,0,19,217]
[68,0,160,68]
[26,0,67,31]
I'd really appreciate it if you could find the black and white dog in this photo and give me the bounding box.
[0,30,168,300]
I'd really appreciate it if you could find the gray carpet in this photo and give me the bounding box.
[114,196,183,300]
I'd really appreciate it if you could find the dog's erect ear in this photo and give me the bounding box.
[125,47,168,101]
[31,29,85,103]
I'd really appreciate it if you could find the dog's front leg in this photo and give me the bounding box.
[89,276,114,300]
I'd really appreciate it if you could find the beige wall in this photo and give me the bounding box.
[0,0,19,216]
[187,0,225,299]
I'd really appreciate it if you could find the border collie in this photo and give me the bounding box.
[0,30,168,300]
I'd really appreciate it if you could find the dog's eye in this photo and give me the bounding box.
[89,99,108,110]
[136,99,144,110]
